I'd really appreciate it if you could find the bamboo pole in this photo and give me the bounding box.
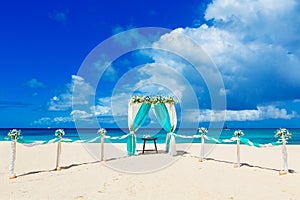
[101,134,105,161]
[279,134,288,175]
[234,137,241,168]
[56,139,62,171]
[199,135,205,162]
[9,140,17,179]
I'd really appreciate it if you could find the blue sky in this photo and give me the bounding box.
[1,0,300,128]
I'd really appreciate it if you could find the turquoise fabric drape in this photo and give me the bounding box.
[127,133,136,156]
[153,104,172,132]
[154,104,173,152]
[131,104,151,131]
[127,103,151,156]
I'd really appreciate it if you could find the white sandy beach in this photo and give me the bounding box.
[1,142,300,200]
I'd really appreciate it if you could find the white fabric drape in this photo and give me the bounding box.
[128,102,142,130]
[165,103,177,156]
[165,103,177,129]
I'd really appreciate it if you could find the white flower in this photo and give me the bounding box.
[130,95,177,104]
[198,127,208,135]
[98,128,107,135]
[7,129,21,140]
[234,130,244,137]
[55,129,65,138]
[275,128,292,139]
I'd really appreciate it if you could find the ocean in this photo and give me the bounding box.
[1,128,300,145]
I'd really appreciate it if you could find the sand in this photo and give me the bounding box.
[0,141,300,200]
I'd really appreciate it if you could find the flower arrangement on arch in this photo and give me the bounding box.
[130,95,143,104]
[234,130,244,137]
[198,127,208,135]
[130,95,177,104]
[7,129,21,140]
[97,128,107,135]
[55,129,65,138]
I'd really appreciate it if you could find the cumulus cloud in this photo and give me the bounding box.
[24,79,45,88]
[91,105,111,116]
[70,110,93,120]
[38,0,300,126]
[34,75,97,126]
[186,105,297,122]
[48,75,94,111]
[150,0,300,110]
[33,116,73,125]
[111,25,153,47]
[33,117,52,125]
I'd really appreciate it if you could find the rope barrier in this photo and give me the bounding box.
[12,134,131,147]
[8,132,281,148]
[174,133,282,148]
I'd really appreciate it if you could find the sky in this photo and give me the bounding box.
[1,0,300,128]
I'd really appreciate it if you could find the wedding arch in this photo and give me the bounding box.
[127,95,177,156]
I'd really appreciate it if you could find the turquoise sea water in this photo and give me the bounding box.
[1,128,300,145]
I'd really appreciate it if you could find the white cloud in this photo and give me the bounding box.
[70,110,93,120]
[111,25,153,48]
[186,105,297,122]
[90,105,111,116]
[33,116,73,125]
[33,117,52,125]
[24,79,45,88]
[39,0,300,127]
[49,9,69,24]
[97,92,131,117]
[48,94,72,111]
[35,75,97,126]
[149,0,300,110]
[48,75,94,111]
[205,0,298,47]
[53,116,73,123]
[93,59,118,81]
[135,63,187,100]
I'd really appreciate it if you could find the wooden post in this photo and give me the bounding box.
[234,137,241,168]
[199,135,205,162]
[279,134,288,175]
[9,140,17,179]
[56,139,62,171]
[101,134,105,161]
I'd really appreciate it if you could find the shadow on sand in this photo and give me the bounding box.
[16,150,188,178]
[17,160,100,178]
[16,151,294,178]
[204,157,296,174]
